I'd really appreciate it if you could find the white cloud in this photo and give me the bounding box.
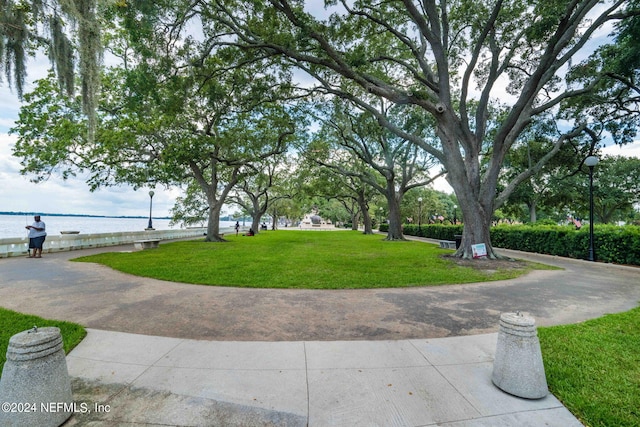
[0,133,178,217]
[431,174,454,194]
[0,53,180,217]
[602,140,640,158]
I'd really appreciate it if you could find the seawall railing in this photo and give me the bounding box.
[0,228,210,258]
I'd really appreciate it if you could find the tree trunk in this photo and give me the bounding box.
[249,197,269,234]
[456,203,495,258]
[445,158,499,258]
[205,203,225,242]
[358,194,373,234]
[529,201,537,223]
[384,181,405,240]
[351,212,359,231]
[361,208,373,234]
[251,214,261,234]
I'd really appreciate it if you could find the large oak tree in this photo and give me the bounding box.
[184,0,639,258]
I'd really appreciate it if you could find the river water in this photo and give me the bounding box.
[0,214,235,239]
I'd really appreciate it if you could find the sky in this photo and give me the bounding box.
[0,125,182,218]
[0,53,183,217]
[1,6,639,217]
[0,83,184,217]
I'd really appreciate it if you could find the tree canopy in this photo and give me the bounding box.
[166,0,640,257]
[7,0,640,255]
[1,0,102,136]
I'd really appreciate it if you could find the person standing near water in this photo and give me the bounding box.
[26,215,47,258]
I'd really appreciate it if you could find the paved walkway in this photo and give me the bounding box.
[63,330,581,426]
[1,238,639,426]
[1,241,639,341]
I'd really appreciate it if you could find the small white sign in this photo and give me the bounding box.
[472,243,487,259]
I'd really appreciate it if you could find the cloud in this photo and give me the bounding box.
[0,55,180,217]
[0,133,178,216]
[602,140,640,158]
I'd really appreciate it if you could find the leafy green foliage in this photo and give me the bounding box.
[72,231,536,289]
[402,224,464,241]
[11,12,303,239]
[491,224,640,265]
[306,100,439,240]
[11,73,88,184]
[561,0,640,146]
[195,0,637,258]
[400,222,640,265]
[1,0,101,136]
[501,153,640,225]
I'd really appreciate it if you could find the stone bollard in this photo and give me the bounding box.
[0,327,74,427]
[492,312,548,399]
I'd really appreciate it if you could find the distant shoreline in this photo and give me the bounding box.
[0,211,170,220]
[1,212,243,222]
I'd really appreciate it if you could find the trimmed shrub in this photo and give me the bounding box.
[402,224,463,240]
[493,224,640,265]
[399,222,640,266]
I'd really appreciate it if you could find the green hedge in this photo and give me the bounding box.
[403,224,464,240]
[491,224,640,265]
[384,223,640,266]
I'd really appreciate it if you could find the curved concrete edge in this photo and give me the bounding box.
[62,329,583,427]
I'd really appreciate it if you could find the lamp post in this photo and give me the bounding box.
[418,197,423,234]
[585,155,599,261]
[453,205,457,224]
[147,190,155,230]
[378,206,383,230]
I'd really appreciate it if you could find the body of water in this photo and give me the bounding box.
[0,214,236,239]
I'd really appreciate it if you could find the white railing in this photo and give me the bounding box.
[0,228,211,258]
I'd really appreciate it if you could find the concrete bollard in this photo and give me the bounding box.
[492,312,548,399]
[0,327,73,427]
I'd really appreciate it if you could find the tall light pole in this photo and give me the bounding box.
[147,190,155,230]
[418,197,423,234]
[585,155,599,261]
[453,204,457,224]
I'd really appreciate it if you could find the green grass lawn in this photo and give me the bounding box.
[73,230,543,289]
[539,307,640,427]
[0,308,86,380]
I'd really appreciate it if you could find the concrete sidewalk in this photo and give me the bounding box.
[62,329,582,426]
[2,241,639,341]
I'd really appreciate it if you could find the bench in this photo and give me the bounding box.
[134,239,161,250]
[439,240,457,249]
